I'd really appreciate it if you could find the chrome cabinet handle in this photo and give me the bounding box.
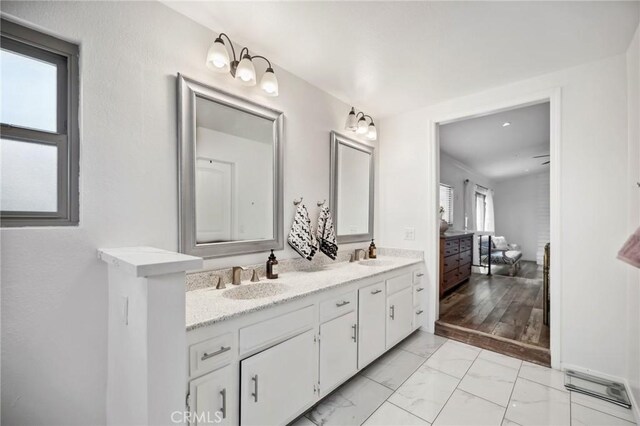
[416,310,424,315]
[351,324,357,343]
[201,345,231,361]
[219,388,227,419]
[336,300,351,307]
[416,287,424,292]
[416,273,424,277]
[371,289,382,295]
[390,305,395,320]
[251,375,259,402]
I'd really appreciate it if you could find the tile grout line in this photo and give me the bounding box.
[501,358,524,425]
[429,344,481,425]
[359,339,448,425]
[386,400,433,424]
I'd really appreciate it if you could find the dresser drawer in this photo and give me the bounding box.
[443,255,459,272]
[458,250,472,266]
[387,273,412,296]
[320,290,357,323]
[443,269,459,287]
[458,262,472,279]
[459,237,473,252]
[190,332,234,378]
[443,239,460,256]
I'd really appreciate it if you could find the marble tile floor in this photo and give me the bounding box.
[290,331,637,426]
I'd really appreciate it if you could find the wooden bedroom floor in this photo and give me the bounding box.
[436,261,550,366]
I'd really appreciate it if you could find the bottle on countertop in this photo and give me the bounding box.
[369,239,377,259]
[266,249,279,279]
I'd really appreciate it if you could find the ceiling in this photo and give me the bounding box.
[164,1,639,118]
[439,102,550,180]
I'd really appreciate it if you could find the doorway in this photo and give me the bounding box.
[434,101,554,366]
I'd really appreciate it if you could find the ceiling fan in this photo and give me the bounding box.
[533,154,550,165]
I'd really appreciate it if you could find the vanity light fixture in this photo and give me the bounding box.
[344,107,377,140]
[206,33,279,96]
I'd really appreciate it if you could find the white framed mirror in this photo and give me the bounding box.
[330,131,375,244]
[178,74,283,258]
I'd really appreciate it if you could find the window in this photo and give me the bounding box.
[1,19,79,226]
[475,191,486,231]
[439,183,453,224]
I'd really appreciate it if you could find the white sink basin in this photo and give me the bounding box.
[222,282,289,300]
[358,259,393,267]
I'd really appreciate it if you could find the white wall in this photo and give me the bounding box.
[625,23,640,411]
[379,53,630,379]
[0,2,375,424]
[439,152,494,231]
[493,171,550,263]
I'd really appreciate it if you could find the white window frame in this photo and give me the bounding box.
[439,183,454,225]
[1,18,79,227]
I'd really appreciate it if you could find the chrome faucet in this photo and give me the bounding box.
[232,266,246,285]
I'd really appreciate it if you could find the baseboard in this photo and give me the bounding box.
[561,363,640,423]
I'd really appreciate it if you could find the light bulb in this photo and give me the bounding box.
[260,67,278,96]
[236,54,256,86]
[367,123,377,140]
[356,117,368,134]
[345,108,357,131]
[206,37,230,73]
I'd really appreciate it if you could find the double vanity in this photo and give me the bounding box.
[185,254,426,425]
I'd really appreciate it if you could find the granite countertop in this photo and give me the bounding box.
[185,256,422,331]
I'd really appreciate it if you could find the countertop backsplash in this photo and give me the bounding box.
[185,247,424,292]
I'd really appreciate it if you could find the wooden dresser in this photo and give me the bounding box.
[440,232,474,298]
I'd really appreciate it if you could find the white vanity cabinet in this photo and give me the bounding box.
[386,273,414,347]
[240,329,317,426]
[187,262,427,426]
[188,364,236,425]
[357,281,386,368]
[319,310,358,395]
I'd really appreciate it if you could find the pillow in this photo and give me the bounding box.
[492,236,509,251]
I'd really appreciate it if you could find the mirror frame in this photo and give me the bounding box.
[329,131,375,244]
[177,74,284,258]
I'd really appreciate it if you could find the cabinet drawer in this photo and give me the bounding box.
[443,255,459,272]
[443,269,459,286]
[386,272,412,296]
[320,290,357,323]
[458,262,472,279]
[413,284,426,307]
[413,304,426,330]
[443,240,460,256]
[190,333,234,378]
[240,305,314,355]
[412,269,425,284]
[458,250,472,266]
[459,237,473,252]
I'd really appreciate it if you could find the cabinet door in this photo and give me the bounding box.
[320,311,358,396]
[189,364,236,426]
[240,329,317,426]
[358,281,386,368]
[386,287,413,348]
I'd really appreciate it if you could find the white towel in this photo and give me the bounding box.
[317,205,338,260]
[288,204,317,260]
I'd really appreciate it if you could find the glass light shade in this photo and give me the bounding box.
[260,67,278,96]
[236,54,256,86]
[206,38,230,73]
[367,123,377,140]
[345,108,357,131]
[356,117,368,134]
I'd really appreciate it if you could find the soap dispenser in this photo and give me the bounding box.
[369,239,377,259]
[266,249,279,279]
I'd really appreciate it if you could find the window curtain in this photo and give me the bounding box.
[464,180,477,231]
[484,189,495,233]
